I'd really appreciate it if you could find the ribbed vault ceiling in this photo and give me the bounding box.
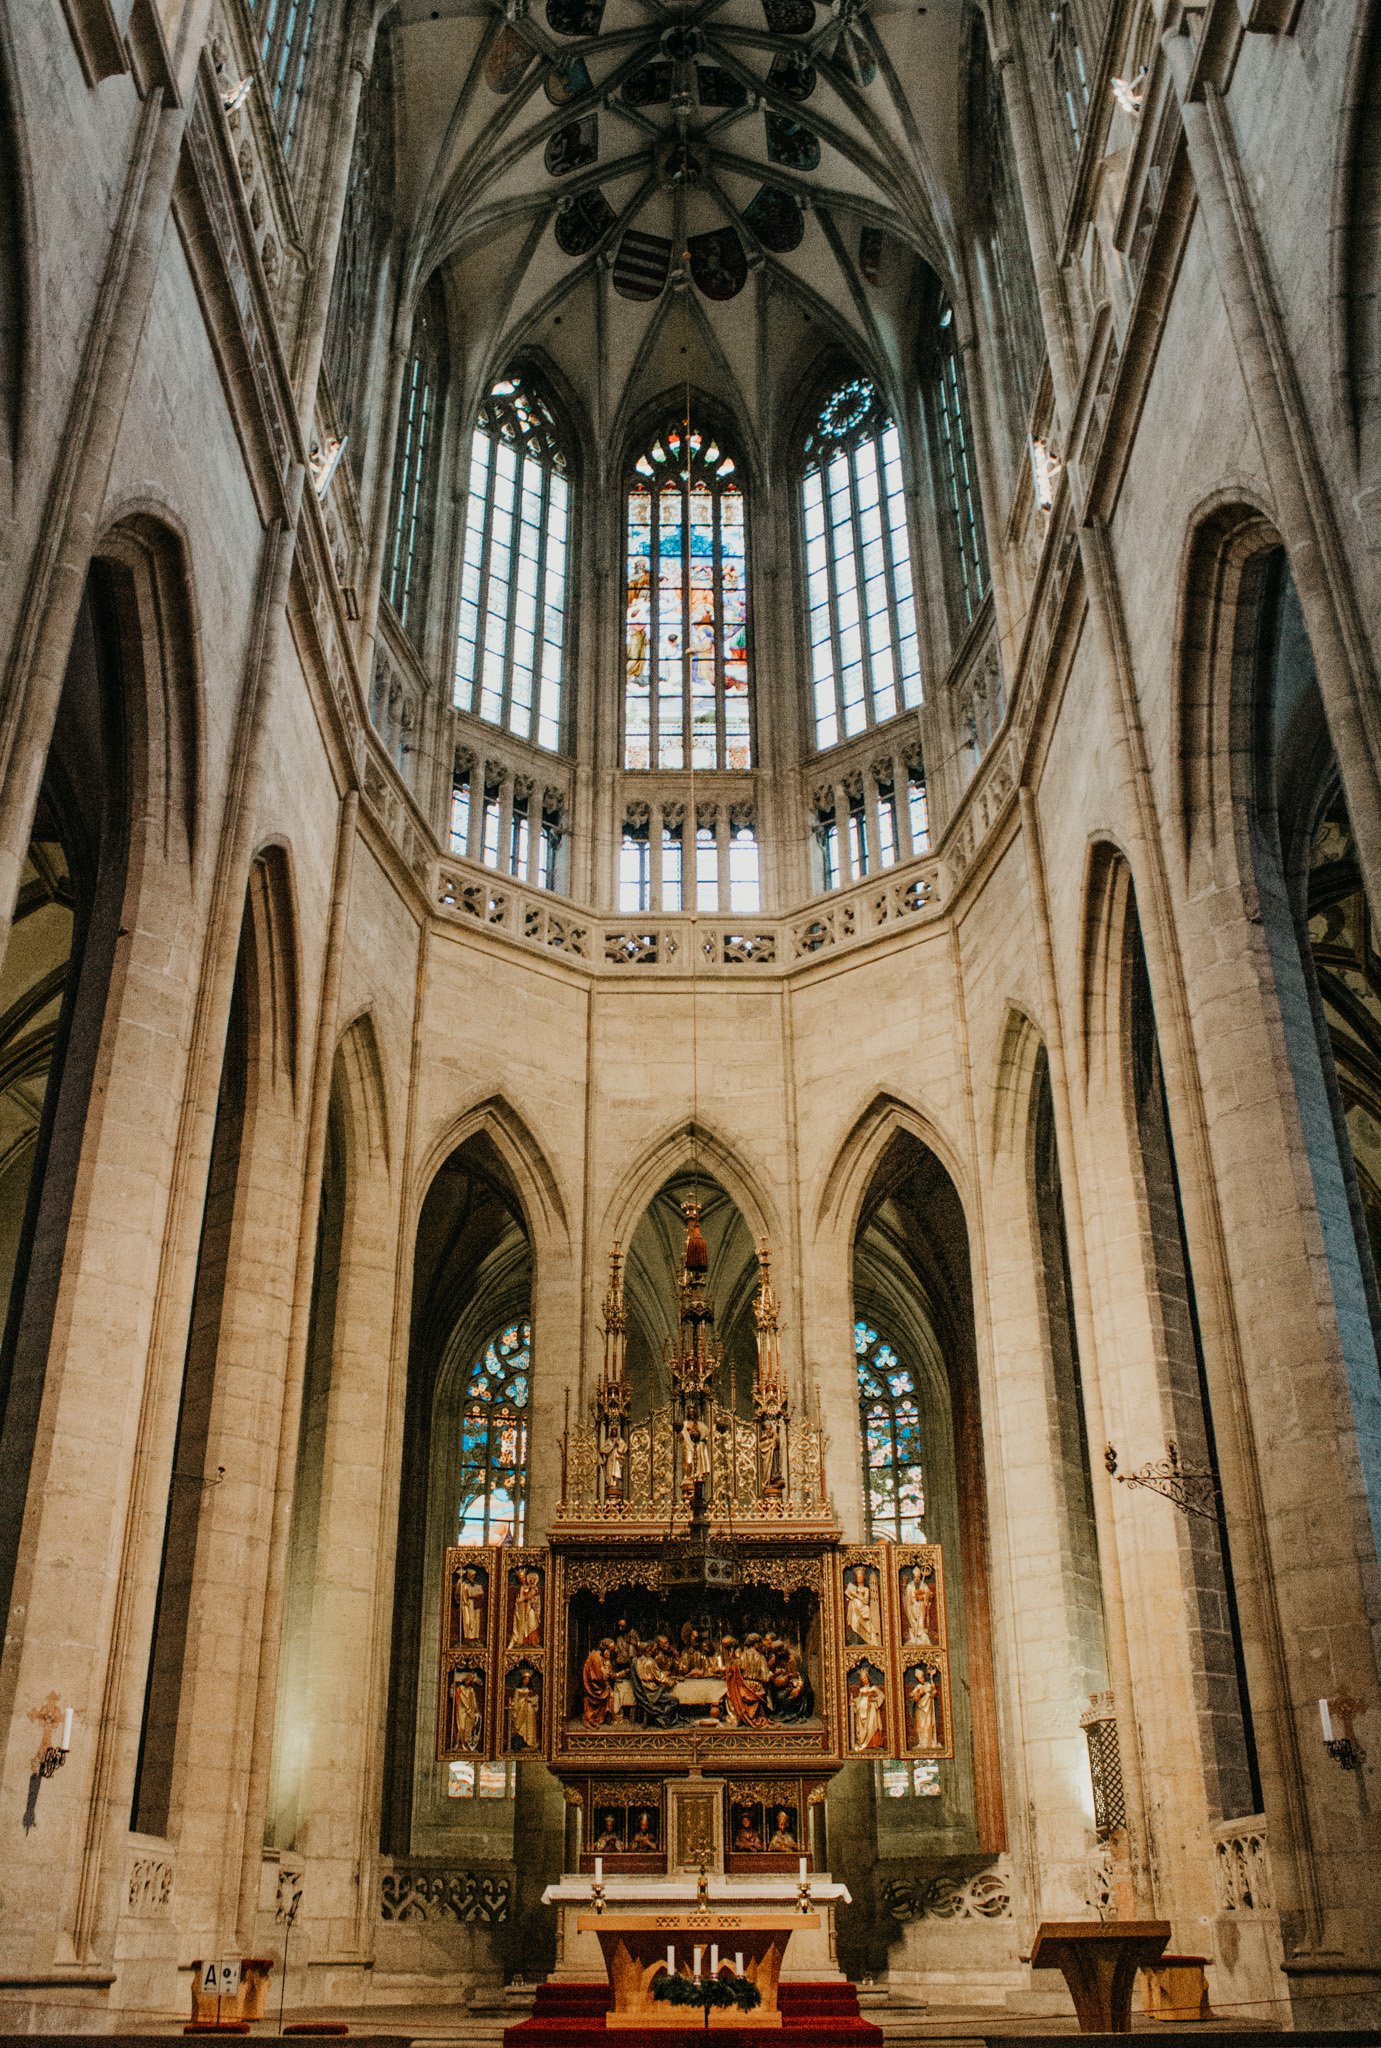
[392,0,969,450]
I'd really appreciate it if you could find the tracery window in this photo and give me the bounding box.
[930,306,989,629]
[1048,1,1090,150]
[856,1318,925,1543]
[803,378,922,748]
[456,1319,531,1546]
[323,39,393,457]
[386,283,445,639]
[624,421,750,771]
[250,0,319,154]
[454,376,570,751]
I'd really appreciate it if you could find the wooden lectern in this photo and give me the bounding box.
[1029,1920,1171,2034]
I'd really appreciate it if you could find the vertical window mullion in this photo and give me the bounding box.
[681,472,692,772]
[713,484,726,770]
[501,449,525,736]
[530,465,551,746]
[824,472,849,739]
[649,489,660,768]
[848,444,875,727]
[877,431,908,701]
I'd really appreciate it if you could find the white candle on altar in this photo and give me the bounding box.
[594,1856,603,1882]
[734,1952,744,1978]
[799,1856,808,1878]
[693,1946,703,1982]
[710,1945,719,1975]
[666,1945,675,1977]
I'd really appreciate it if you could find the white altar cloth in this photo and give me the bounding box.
[541,1874,851,1984]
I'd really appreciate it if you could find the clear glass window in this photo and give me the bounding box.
[454,376,570,751]
[802,379,922,745]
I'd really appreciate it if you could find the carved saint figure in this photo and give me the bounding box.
[582,1638,615,1727]
[902,1566,935,1646]
[599,1418,627,1496]
[845,1567,881,1646]
[509,1567,542,1648]
[908,1667,939,1750]
[766,1636,813,1722]
[722,1634,770,1727]
[733,1807,763,1851]
[767,1808,798,1853]
[458,1565,485,1643]
[509,1665,540,1751]
[850,1668,886,1752]
[630,1636,684,1726]
[679,1409,712,1491]
[593,1810,624,1852]
[448,1667,482,1752]
[629,1809,658,1852]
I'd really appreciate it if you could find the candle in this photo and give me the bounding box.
[734,1952,744,1978]
[594,1856,603,1882]
[1320,1698,1335,1742]
[60,1708,73,1751]
[666,1945,675,1977]
[692,1946,703,1982]
[710,1945,719,1975]
[799,1856,808,1878]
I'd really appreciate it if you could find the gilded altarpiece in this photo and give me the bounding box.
[435,1232,954,1786]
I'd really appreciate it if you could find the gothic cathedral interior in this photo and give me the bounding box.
[0,0,1378,2036]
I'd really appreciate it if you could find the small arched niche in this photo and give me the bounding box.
[623,1169,759,1417]
[848,1130,1002,1891]
[382,1133,533,1858]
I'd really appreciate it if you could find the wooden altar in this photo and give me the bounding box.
[578,1911,819,2029]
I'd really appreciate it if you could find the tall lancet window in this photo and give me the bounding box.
[456,1319,531,1546]
[385,282,445,640]
[454,375,570,751]
[624,421,750,771]
[803,377,921,748]
[250,0,320,154]
[856,1318,926,1543]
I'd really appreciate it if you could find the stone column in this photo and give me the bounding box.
[292,20,378,435]
[832,782,853,888]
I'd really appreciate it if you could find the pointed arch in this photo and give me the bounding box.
[333,1008,392,1178]
[95,506,206,866]
[243,842,303,1100]
[1077,835,1137,1097]
[814,1089,970,1247]
[1171,492,1282,881]
[414,1092,570,1255]
[990,1002,1045,1163]
[598,1117,776,1254]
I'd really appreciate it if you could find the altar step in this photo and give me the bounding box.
[503,1980,883,2047]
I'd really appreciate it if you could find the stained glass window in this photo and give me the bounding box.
[624,421,750,771]
[454,376,569,751]
[456,1320,530,1546]
[857,1318,925,1543]
[803,378,922,747]
[386,284,445,639]
[250,0,320,154]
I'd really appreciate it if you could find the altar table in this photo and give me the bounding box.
[1029,1921,1171,2034]
[577,1912,818,2029]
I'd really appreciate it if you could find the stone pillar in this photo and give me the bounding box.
[832,782,853,888]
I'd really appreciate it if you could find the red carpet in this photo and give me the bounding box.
[503,1981,882,2047]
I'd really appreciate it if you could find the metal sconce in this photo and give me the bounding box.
[1319,1697,1365,1772]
